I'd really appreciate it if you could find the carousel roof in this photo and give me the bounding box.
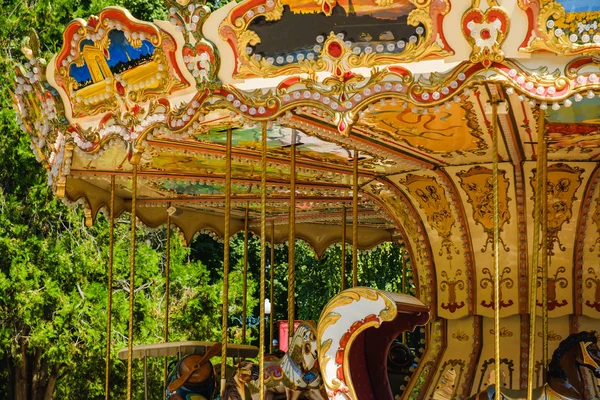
[12,0,600,397]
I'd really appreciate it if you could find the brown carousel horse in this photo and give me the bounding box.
[469,331,600,400]
[222,360,260,400]
[248,322,325,400]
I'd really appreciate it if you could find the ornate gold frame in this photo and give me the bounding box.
[219,0,452,79]
[519,0,600,55]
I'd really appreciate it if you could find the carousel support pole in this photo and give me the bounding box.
[401,252,407,343]
[220,128,233,395]
[144,353,148,400]
[352,149,359,287]
[341,206,347,291]
[259,122,268,400]
[541,114,549,375]
[105,175,115,400]
[270,221,275,353]
[527,107,545,400]
[163,202,172,398]
[242,204,249,345]
[491,96,501,399]
[126,163,138,400]
[288,130,296,346]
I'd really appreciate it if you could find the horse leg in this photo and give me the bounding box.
[284,387,302,400]
[266,389,275,400]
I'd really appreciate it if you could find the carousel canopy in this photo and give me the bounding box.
[12,0,600,397]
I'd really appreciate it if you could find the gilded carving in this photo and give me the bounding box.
[457,166,511,253]
[461,1,510,67]
[531,163,583,254]
[402,174,458,258]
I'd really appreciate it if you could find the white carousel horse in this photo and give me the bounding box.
[249,322,325,400]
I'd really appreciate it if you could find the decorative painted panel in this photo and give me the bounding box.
[525,162,592,318]
[519,0,600,55]
[53,7,191,119]
[219,0,452,78]
[395,173,471,319]
[357,98,487,156]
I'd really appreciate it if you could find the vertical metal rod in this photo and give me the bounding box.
[259,122,268,400]
[352,149,359,287]
[341,206,347,291]
[163,203,171,398]
[105,175,115,400]
[144,354,148,400]
[288,131,296,346]
[270,221,275,353]
[242,204,249,344]
[541,118,549,374]
[491,97,501,399]
[220,127,232,395]
[401,248,407,343]
[527,108,545,400]
[127,164,138,400]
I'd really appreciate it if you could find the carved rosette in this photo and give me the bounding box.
[461,2,510,67]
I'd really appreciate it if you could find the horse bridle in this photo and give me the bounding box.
[578,341,600,384]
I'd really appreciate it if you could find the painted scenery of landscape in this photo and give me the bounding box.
[248,0,421,63]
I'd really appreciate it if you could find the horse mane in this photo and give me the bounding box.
[547,331,598,380]
[288,322,317,364]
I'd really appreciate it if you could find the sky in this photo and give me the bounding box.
[558,0,600,13]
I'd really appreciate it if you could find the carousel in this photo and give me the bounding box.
[11,0,600,398]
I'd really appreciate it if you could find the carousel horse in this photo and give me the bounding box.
[249,322,325,400]
[468,331,600,400]
[222,361,260,400]
[166,343,222,400]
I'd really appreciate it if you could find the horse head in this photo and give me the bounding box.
[290,322,319,372]
[575,331,600,379]
[548,330,600,398]
[236,360,259,383]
